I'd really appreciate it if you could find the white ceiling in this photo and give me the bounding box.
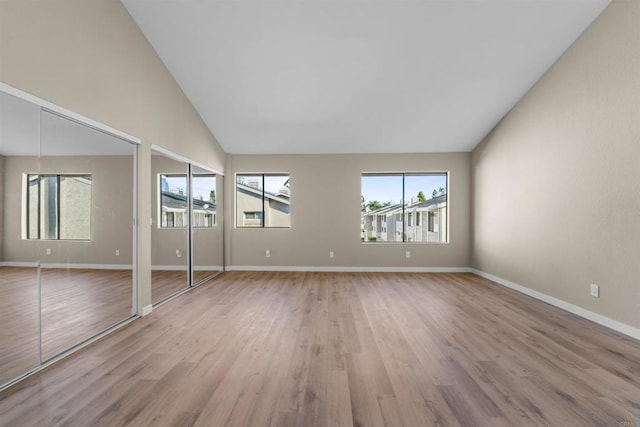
[123,0,609,155]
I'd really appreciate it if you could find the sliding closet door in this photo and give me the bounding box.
[191,167,222,284]
[151,151,189,303]
[0,91,41,385]
[38,110,136,360]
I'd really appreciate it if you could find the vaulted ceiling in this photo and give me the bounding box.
[123,0,609,155]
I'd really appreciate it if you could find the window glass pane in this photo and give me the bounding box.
[40,175,58,240]
[361,174,402,242]
[361,173,447,243]
[192,175,216,228]
[59,175,91,240]
[404,173,448,243]
[236,174,264,227]
[236,174,290,228]
[27,174,39,239]
[160,174,188,228]
[264,175,290,227]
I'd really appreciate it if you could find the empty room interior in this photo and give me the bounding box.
[0,0,639,425]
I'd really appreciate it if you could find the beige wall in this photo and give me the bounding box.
[0,0,226,310]
[226,153,470,269]
[471,0,640,328]
[3,156,134,265]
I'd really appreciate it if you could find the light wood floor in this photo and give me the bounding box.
[1,271,639,426]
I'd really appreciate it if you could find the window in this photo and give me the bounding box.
[25,174,92,240]
[236,174,290,228]
[361,173,448,243]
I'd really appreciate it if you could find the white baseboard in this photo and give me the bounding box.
[141,305,153,316]
[470,268,640,341]
[225,265,471,273]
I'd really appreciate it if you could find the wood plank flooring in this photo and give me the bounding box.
[0,271,639,426]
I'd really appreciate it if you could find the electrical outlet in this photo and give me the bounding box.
[265,249,271,258]
[46,248,51,255]
[590,284,600,298]
[115,249,120,256]
[329,251,334,259]
[405,251,411,259]
[176,249,182,258]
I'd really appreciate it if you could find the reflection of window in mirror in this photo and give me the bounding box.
[158,173,217,228]
[23,174,92,240]
[192,174,216,228]
[159,174,188,228]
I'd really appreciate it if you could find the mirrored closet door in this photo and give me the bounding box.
[0,91,41,386]
[38,110,136,360]
[151,151,190,303]
[0,86,138,388]
[191,166,222,284]
[151,149,223,305]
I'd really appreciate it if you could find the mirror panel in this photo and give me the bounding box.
[192,166,221,284]
[39,110,135,360]
[0,91,41,385]
[151,151,189,303]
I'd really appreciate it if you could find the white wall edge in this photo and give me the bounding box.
[0,82,141,144]
[470,268,640,341]
[226,265,471,273]
[141,305,153,316]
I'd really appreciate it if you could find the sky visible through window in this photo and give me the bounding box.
[362,174,447,208]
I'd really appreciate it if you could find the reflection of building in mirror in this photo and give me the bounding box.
[24,174,92,240]
[159,173,216,228]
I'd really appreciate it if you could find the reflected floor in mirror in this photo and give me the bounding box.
[41,268,133,360]
[0,267,134,366]
[152,270,219,304]
[0,267,40,386]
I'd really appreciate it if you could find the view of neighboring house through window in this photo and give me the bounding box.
[25,174,92,240]
[159,174,217,228]
[361,173,448,243]
[236,174,290,228]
